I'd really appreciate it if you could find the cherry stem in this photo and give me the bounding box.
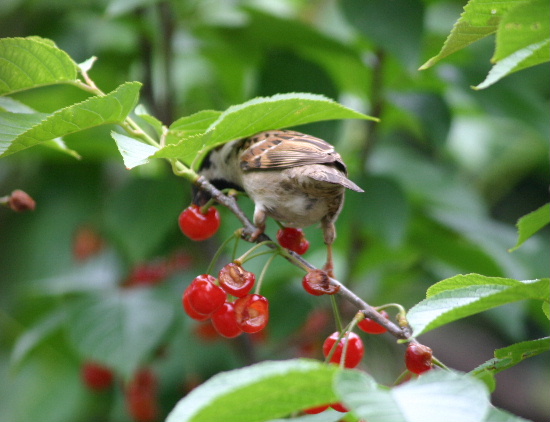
[200,198,218,214]
[431,355,450,370]
[393,370,413,386]
[235,240,277,265]
[339,331,351,369]
[367,303,408,328]
[206,231,240,275]
[254,253,277,295]
[231,230,241,261]
[330,295,344,334]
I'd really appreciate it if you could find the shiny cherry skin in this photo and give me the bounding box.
[179,205,220,241]
[322,331,364,368]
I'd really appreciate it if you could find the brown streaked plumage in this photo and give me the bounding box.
[195,130,363,276]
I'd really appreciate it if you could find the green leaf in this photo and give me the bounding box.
[5,352,88,422]
[135,104,165,136]
[167,110,223,141]
[494,337,549,360]
[420,0,529,70]
[166,359,340,422]
[103,177,185,263]
[509,203,550,251]
[153,93,377,167]
[426,274,515,297]
[30,252,123,295]
[474,39,550,89]
[0,97,81,158]
[111,132,159,169]
[471,337,550,380]
[10,310,66,369]
[493,0,550,61]
[66,287,176,379]
[0,81,141,158]
[0,36,78,95]
[336,370,491,422]
[408,274,549,336]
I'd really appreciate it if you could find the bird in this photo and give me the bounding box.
[193,129,363,277]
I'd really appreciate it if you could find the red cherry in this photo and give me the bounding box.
[126,261,168,287]
[304,404,329,414]
[358,310,390,334]
[405,343,433,374]
[185,274,226,316]
[179,204,221,241]
[302,269,340,296]
[182,288,210,321]
[126,368,159,422]
[194,321,220,341]
[218,263,255,297]
[81,361,114,391]
[322,331,364,368]
[330,402,349,412]
[211,302,243,338]
[277,228,310,255]
[234,294,269,333]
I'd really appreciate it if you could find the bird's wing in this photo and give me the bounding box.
[240,131,345,171]
[307,170,364,192]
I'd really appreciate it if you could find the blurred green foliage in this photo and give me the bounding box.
[0,1,548,421]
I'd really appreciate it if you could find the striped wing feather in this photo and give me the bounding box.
[240,131,343,170]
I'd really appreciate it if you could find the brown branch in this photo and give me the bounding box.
[193,175,412,341]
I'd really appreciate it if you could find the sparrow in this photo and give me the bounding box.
[193,130,363,276]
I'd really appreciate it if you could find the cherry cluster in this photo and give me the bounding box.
[183,263,269,338]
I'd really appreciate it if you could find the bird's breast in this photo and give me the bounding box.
[241,167,345,228]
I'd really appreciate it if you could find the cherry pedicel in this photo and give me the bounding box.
[405,342,433,375]
[218,263,255,297]
[277,227,310,255]
[184,274,226,316]
[81,361,114,391]
[234,294,269,333]
[358,310,390,334]
[211,302,243,338]
[322,331,364,368]
[302,269,339,296]
[179,204,221,241]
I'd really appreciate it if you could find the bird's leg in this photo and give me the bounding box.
[324,243,335,278]
[250,205,267,241]
[322,219,336,278]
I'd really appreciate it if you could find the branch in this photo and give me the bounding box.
[193,175,412,341]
